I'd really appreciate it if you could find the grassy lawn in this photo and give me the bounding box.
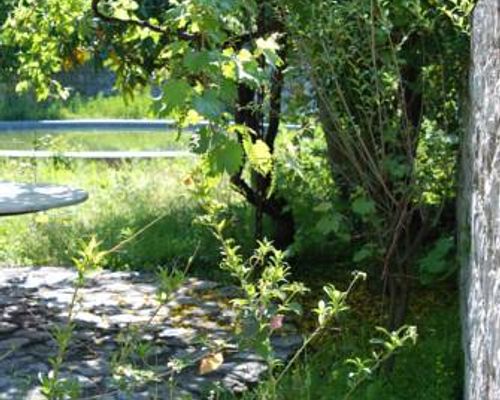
[0,90,154,120]
[270,299,461,400]
[0,130,192,151]
[0,158,253,273]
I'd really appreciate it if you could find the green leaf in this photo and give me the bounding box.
[191,127,211,154]
[207,139,243,175]
[162,79,192,112]
[114,8,130,19]
[221,60,237,80]
[255,34,282,66]
[353,244,376,263]
[383,157,409,179]
[418,236,455,284]
[237,49,253,63]
[315,215,340,235]
[244,139,273,176]
[183,50,211,73]
[314,202,333,213]
[287,302,303,315]
[193,90,226,119]
[15,80,29,93]
[351,197,376,216]
[235,49,261,86]
[218,80,237,103]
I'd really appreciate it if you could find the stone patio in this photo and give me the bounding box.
[0,267,301,399]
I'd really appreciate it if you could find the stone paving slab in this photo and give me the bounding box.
[0,267,301,399]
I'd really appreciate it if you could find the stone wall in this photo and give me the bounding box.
[460,1,500,398]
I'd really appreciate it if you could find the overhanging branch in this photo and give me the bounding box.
[91,0,195,41]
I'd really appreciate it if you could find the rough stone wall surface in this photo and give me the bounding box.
[460,1,500,399]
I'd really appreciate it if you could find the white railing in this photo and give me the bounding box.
[0,119,300,132]
[0,119,300,160]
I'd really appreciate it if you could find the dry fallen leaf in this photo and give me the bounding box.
[182,175,194,186]
[199,352,224,375]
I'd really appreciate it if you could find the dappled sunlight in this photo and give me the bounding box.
[0,266,301,398]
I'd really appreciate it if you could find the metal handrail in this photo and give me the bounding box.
[0,119,300,132]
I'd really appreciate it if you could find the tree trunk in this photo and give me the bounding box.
[460,2,500,398]
[232,82,296,250]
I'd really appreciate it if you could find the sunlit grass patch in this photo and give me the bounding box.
[0,130,192,152]
[0,158,250,271]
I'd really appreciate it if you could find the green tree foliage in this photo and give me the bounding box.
[2,0,473,274]
[289,0,472,327]
[2,0,295,247]
[0,0,20,79]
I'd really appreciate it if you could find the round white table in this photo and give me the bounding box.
[0,182,88,216]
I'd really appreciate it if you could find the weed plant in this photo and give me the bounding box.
[39,216,416,399]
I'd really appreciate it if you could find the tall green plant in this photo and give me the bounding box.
[194,175,417,399]
[290,0,471,327]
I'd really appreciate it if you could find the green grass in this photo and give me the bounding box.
[0,89,153,120]
[235,298,461,400]
[0,131,192,151]
[0,158,252,274]
[0,92,60,121]
[57,91,154,119]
